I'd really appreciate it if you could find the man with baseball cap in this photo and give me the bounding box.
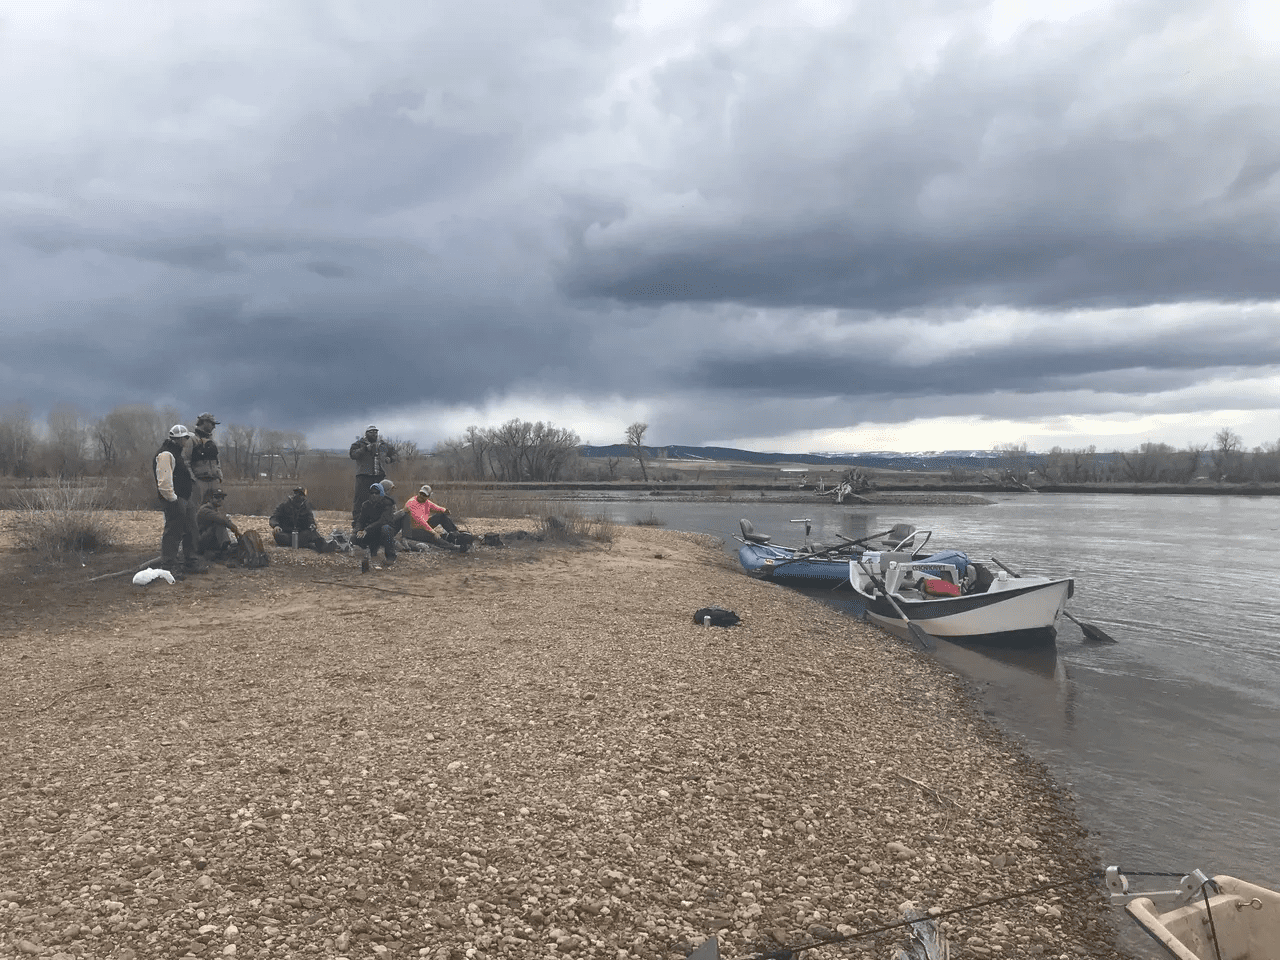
[189,412,224,508]
[400,484,470,552]
[196,487,242,558]
[348,424,397,523]
[269,486,336,552]
[154,424,207,574]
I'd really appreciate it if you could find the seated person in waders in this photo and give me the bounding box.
[353,480,399,564]
[270,486,336,552]
[196,488,241,559]
[401,484,469,552]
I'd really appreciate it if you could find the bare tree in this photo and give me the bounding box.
[991,441,1031,486]
[225,423,260,479]
[1211,428,1245,481]
[464,426,492,479]
[47,404,90,477]
[0,404,37,477]
[92,404,177,475]
[1119,442,1178,482]
[386,437,422,470]
[626,422,649,481]
[281,431,309,477]
[259,429,289,480]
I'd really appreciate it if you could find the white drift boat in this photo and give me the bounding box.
[1109,867,1280,960]
[848,540,1073,647]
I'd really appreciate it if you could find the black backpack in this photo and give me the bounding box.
[693,607,740,628]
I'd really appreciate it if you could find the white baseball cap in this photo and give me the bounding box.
[169,424,192,439]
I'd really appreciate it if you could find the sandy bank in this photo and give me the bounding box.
[0,512,1128,959]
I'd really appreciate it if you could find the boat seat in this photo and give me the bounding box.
[739,519,771,544]
[873,550,917,572]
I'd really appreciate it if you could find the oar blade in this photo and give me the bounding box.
[1063,609,1117,643]
[907,621,936,651]
[1079,619,1116,644]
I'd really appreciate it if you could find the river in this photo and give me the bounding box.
[564,492,1280,954]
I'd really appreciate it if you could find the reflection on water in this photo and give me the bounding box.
[578,493,1280,914]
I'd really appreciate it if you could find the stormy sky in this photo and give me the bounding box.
[3,0,1278,453]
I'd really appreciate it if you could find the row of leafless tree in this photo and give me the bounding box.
[0,403,311,480]
[990,429,1280,484]
[431,419,585,482]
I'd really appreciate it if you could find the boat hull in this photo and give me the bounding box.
[856,577,1071,646]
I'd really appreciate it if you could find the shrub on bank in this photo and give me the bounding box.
[15,482,119,556]
[634,509,666,527]
[537,508,616,544]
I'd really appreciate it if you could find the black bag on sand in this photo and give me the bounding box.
[693,607,740,627]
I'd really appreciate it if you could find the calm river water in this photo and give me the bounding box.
[568,492,1279,952]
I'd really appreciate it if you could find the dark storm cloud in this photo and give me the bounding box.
[692,319,1280,400]
[2,0,1277,450]
[562,0,1280,313]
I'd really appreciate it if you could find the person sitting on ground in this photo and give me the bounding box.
[353,480,399,564]
[196,488,242,558]
[270,486,336,552]
[400,484,470,552]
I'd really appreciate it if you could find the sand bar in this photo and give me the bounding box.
[0,511,1129,959]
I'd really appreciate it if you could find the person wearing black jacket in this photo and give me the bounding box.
[270,486,335,552]
[353,480,400,564]
[349,425,397,522]
[154,424,207,573]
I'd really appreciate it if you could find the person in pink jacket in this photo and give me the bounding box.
[401,484,468,552]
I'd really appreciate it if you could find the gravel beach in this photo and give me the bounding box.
[0,511,1129,960]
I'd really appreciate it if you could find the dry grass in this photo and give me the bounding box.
[536,506,618,543]
[634,508,667,527]
[12,481,120,557]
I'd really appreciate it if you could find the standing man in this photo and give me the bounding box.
[189,412,224,507]
[154,424,207,573]
[349,424,397,523]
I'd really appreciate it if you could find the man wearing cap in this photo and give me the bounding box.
[196,488,242,558]
[154,424,207,573]
[349,425,397,523]
[401,484,468,552]
[353,480,399,564]
[269,486,336,552]
[189,412,224,508]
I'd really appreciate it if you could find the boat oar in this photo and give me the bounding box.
[766,538,868,572]
[856,558,935,651]
[837,528,893,548]
[990,557,1116,644]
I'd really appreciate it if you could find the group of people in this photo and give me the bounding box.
[153,418,466,573]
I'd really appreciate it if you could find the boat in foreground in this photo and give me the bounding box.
[1109,867,1280,960]
[848,545,1073,646]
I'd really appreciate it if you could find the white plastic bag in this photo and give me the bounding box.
[132,568,176,586]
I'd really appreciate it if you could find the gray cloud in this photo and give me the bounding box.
[2,0,1277,451]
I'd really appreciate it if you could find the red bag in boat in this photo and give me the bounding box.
[921,578,961,597]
